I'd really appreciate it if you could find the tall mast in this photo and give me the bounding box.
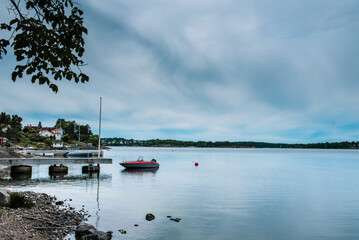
[98,97,102,158]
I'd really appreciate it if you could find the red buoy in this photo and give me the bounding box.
[195,162,199,166]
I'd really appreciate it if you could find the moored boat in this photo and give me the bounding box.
[66,151,92,157]
[120,156,159,169]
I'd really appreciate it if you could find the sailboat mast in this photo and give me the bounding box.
[98,97,102,158]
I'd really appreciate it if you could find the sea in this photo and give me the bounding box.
[1,147,359,240]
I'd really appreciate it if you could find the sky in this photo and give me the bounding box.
[1,0,359,143]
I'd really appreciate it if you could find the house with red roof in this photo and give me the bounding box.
[39,127,63,140]
[24,125,38,131]
[0,137,8,145]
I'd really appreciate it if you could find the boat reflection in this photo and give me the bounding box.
[121,168,158,175]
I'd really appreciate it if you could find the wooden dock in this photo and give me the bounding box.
[0,157,112,166]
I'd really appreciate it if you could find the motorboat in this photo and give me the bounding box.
[33,152,55,157]
[66,151,92,157]
[120,156,159,169]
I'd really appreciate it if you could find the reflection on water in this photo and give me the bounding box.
[2,147,359,239]
[49,172,68,180]
[121,168,159,175]
[0,173,112,186]
[10,172,32,180]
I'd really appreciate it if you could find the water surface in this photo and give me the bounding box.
[1,147,359,239]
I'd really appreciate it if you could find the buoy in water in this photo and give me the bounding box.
[195,162,199,166]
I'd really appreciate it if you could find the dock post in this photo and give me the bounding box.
[49,164,68,177]
[82,163,100,173]
[10,165,32,180]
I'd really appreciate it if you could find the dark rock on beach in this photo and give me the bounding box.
[75,223,97,238]
[75,223,112,240]
[55,200,64,205]
[146,213,155,221]
[170,217,182,222]
[0,188,10,206]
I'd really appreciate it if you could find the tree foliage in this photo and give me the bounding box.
[0,112,11,124]
[88,134,99,147]
[55,118,92,141]
[0,112,23,140]
[102,137,359,149]
[0,0,89,93]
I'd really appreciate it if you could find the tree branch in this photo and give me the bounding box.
[9,0,25,20]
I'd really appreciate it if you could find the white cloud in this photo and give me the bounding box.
[1,0,359,142]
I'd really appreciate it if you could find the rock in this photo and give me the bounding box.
[170,217,181,222]
[75,223,96,239]
[0,189,11,194]
[81,234,98,240]
[146,213,155,221]
[55,201,64,205]
[95,230,112,240]
[134,224,139,227]
[76,224,112,240]
[0,189,10,207]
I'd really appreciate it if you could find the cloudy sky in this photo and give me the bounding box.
[1,0,359,143]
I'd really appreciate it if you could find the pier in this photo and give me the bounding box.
[0,157,112,166]
[0,157,112,179]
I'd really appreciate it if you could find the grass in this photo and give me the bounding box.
[8,192,35,209]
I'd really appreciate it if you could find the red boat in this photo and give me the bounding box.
[120,156,160,169]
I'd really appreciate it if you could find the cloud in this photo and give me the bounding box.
[1,0,359,143]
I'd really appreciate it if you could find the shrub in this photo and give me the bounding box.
[9,192,35,208]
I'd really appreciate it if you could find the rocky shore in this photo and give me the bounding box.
[0,190,89,240]
[0,148,26,158]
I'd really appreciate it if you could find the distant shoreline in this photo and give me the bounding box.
[102,138,359,150]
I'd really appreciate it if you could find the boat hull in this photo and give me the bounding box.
[120,162,159,169]
[67,152,92,157]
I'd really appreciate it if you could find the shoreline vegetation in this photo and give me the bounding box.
[102,138,359,149]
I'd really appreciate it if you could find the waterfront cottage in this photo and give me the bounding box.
[0,137,8,145]
[39,127,63,140]
[24,125,38,131]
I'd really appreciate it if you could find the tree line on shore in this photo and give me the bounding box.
[102,137,359,149]
[0,112,99,147]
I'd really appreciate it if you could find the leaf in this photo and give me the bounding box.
[9,19,19,25]
[31,75,37,83]
[11,72,17,82]
[49,84,58,93]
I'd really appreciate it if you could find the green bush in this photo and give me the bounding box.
[9,192,35,208]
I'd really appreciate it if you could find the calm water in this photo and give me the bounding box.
[2,147,359,240]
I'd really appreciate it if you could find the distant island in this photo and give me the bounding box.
[102,138,359,149]
[2,111,358,150]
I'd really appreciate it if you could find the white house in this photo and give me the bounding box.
[39,127,63,140]
[0,137,8,145]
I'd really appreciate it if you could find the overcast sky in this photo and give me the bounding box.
[1,0,359,143]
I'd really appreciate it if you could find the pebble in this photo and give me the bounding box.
[170,217,182,222]
[0,191,86,240]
